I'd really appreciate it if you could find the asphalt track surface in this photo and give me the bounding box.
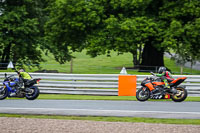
[0,99,200,119]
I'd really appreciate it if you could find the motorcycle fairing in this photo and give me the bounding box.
[141,79,155,91]
[144,82,155,91]
[152,82,165,86]
[4,82,14,92]
[169,77,187,87]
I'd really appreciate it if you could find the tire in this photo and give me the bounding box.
[25,86,40,100]
[136,87,150,102]
[0,87,8,100]
[171,86,187,102]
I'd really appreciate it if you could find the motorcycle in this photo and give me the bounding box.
[0,73,41,100]
[136,72,187,102]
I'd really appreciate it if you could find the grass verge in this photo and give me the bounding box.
[37,94,200,101]
[21,94,200,101]
[0,113,200,125]
[6,94,200,101]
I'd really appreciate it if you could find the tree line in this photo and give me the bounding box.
[0,0,200,71]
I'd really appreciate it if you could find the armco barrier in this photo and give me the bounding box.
[0,73,200,96]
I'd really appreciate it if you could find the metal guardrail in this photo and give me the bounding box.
[0,72,200,96]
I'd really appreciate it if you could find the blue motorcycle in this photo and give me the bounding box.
[0,73,41,100]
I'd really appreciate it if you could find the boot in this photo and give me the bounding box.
[163,80,170,90]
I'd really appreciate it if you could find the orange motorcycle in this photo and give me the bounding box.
[136,72,187,102]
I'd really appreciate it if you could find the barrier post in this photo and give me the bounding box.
[118,75,137,96]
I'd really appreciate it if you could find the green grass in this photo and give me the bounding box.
[38,94,200,101]
[37,51,136,74]
[0,113,200,125]
[6,94,200,102]
[37,94,138,100]
[4,50,200,74]
[39,51,200,74]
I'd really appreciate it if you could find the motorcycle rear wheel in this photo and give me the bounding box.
[136,87,150,102]
[0,87,8,100]
[25,86,40,100]
[171,87,187,102]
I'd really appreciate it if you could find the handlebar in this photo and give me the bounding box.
[150,71,155,76]
[4,73,16,81]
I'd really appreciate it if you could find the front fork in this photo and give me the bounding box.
[142,87,150,96]
[0,86,6,93]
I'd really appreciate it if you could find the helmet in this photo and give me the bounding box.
[158,66,166,74]
[18,69,25,72]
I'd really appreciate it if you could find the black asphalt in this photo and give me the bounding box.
[0,100,200,119]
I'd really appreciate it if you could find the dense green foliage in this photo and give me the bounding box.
[0,0,199,70]
[0,0,47,68]
[45,0,200,69]
[161,0,200,65]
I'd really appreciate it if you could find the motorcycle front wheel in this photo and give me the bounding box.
[25,86,40,100]
[171,86,187,102]
[0,87,8,100]
[136,87,150,102]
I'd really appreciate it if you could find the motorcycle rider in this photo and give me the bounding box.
[16,69,32,83]
[156,66,174,91]
[14,69,32,92]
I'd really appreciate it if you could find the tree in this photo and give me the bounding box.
[86,15,162,69]
[161,0,200,72]
[85,0,165,71]
[45,0,200,71]
[45,0,164,68]
[0,0,46,69]
[44,0,104,64]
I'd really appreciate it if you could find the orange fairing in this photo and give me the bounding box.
[145,82,155,91]
[152,82,165,86]
[171,77,187,84]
